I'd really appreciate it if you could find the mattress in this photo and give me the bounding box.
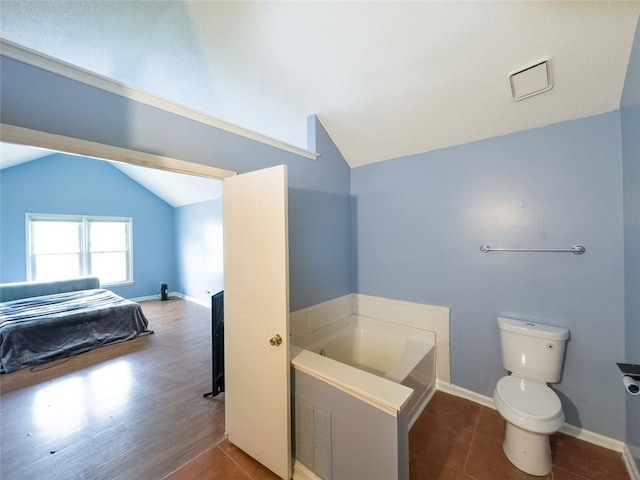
[0,288,151,373]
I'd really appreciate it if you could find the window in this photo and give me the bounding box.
[27,214,133,286]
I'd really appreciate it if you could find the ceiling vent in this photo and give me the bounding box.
[509,59,553,101]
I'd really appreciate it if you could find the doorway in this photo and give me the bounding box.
[0,139,225,303]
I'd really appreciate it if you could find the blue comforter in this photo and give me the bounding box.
[0,289,151,373]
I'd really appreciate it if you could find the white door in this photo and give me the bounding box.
[223,164,291,479]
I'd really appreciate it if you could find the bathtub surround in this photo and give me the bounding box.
[291,293,450,385]
[293,314,435,425]
[291,294,445,434]
[290,294,354,341]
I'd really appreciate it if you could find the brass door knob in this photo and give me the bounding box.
[269,334,283,347]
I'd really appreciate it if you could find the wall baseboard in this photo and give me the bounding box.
[170,292,211,308]
[436,381,634,463]
[623,444,640,480]
[131,292,211,308]
[292,460,321,480]
[129,294,162,302]
[436,380,496,409]
[559,422,625,454]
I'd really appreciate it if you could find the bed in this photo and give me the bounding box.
[0,277,151,373]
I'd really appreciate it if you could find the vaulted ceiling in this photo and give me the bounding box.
[1,1,639,168]
[0,143,222,208]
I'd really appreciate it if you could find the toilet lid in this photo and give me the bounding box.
[495,376,562,419]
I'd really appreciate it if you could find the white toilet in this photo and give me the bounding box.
[493,317,569,476]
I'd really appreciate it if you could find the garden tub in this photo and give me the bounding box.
[292,315,436,427]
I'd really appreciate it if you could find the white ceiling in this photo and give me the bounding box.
[109,161,222,208]
[0,143,52,168]
[0,143,222,208]
[1,2,639,168]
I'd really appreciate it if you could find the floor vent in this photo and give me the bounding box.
[295,395,331,480]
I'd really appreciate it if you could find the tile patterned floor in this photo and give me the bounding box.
[164,392,630,480]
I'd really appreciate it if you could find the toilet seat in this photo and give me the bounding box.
[494,376,564,435]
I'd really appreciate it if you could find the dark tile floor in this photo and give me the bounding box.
[164,392,630,480]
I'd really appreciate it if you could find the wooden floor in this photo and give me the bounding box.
[1,298,631,480]
[0,298,224,480]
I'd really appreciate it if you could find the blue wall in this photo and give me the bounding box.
[0,154,176,299]
[289,116,352,310]
[0,55,352,312]
[622,18,640,468]
[175,198,224,304]
[351,112,626,440]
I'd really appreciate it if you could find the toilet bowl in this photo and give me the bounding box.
[494,375,564,476]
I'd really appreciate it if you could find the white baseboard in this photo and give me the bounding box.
[129,293,162,302]
[559,422,625,453]
[623,444,640,480]
[170,292,211,308]
[436,381,630,454]
[292,460,321,480]
[436,380,496,409]
[132,292,211,308]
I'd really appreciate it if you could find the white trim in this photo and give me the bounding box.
[0,124,236,180]
[129,294,162,303]
[436,381,634,461]
[171,292,211,309]
[559,423,625,453]
[436,380,497,409]
[0,39,319,161]
[292,460,322,480]
[131,292,210,306]
[25,213,133,284]
[623,444,640,480]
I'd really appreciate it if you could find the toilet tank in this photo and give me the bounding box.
[498,317,569,383]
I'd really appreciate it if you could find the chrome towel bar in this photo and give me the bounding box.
[480,245,586,255]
